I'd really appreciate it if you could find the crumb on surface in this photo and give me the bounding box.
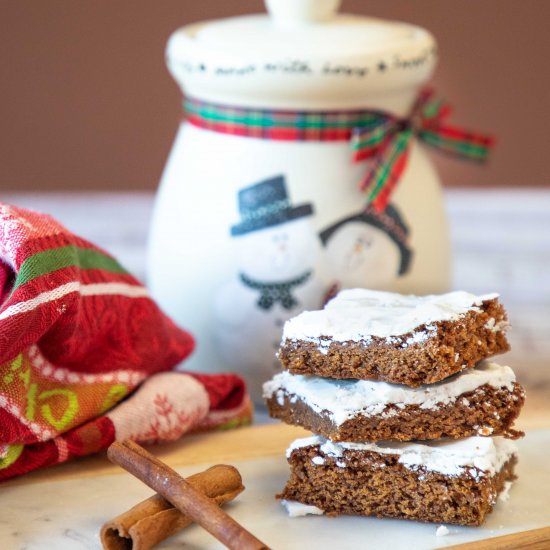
[498,481,513,503]
[436,525,449,537]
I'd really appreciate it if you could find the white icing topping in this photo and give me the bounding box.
[287,435,320,456]
[282,288,500,343]
[485,317,510,333]
[281,500,325,517]
[287,435,517,479]
[263,362,516,426]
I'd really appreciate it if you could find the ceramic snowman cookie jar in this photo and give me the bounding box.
[148,0,493,400]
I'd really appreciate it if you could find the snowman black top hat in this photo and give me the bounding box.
[320,203,413,276]
[231,175,313,237]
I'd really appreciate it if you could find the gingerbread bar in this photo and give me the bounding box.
[280,435,517,526]
[279,289,510,386]
[263,362,524,442]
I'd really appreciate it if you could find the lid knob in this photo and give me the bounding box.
[264,0,342,26]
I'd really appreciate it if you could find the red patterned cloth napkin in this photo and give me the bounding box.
[0,203,252,481]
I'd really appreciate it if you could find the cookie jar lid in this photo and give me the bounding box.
[167,0,437,113]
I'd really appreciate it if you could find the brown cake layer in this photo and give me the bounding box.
[280,441,517,526]
[279,297,509,386]
[266,382,525,442]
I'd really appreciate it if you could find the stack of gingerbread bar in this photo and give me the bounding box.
[263,289,525,526]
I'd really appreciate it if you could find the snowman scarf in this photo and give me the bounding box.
[0,203,252,481]
[239,270,312,310]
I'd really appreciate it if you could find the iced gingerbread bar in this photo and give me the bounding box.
[263,362,525,442]
[280,435,518,526]
[279,289,510,387]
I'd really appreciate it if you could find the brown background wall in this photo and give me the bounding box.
[1,0,549,192]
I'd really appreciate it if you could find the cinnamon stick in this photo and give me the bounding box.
[100,464,244,550]
[107,440,270,550]
[445,526,550,549]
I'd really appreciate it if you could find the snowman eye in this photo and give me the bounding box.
[358,237,372,247]
[272,233,288,243]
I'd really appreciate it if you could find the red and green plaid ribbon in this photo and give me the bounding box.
[184,98,381,140]
[184,89,494,211]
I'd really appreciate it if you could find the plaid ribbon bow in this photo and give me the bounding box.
[351,88,495,211]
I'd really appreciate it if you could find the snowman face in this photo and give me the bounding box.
[324,221,400,289]
[237,218,320,282]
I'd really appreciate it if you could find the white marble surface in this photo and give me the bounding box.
[0,430,549,550]
[3,189,550,387]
